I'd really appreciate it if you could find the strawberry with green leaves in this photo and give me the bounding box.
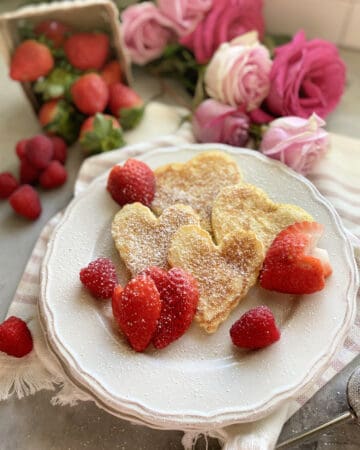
[34,20,72,48]
[79,113,125,154]
[39,99,83,144]
[109,83,144,130]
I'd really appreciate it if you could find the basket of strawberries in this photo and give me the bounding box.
[0,0,144,154]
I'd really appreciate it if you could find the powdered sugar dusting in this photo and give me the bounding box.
[112,203,200,276]
[152,151,242,231]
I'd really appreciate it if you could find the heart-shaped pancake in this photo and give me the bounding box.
[212,183,313,250]
[151,151,242,231]
[168,225,264,333]
[112,203,200,276]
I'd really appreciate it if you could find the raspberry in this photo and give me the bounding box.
[19,158,41,185]
[112,275,161,352]
[230,306,280,350]
[0,316,33,358]
[25,135,54,170]
[107,159,155,207]
[9,185,42,220]
[144,267,199,349]
[15,139,28,160]
[49,136,67,164]
[80,258,118,300]
[39,161,67,189]
[0,172,19,199]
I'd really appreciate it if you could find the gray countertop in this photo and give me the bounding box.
[1,4,360,448]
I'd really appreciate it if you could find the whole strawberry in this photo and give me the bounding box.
[0,316,33,358]
[79,113,124,154]
[0,172,18,199]
[101,60,123,86]
[39,99,82,144]
[35,20,72,48]
[109,83,144,130]
[112,275,161,352]
[10,40,54,82]
[230,306,280,350]
[107,159,155,207]
[71,73,109,115]
[9,185,42,220]
[64,32,109,70]
[80,257,118,300]
[143,267,199,349]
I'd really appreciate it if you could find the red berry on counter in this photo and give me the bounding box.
[260,222,331,295]
[64,32,109,70]
[39,161,67,189]
[25,135,54,170]
[49,136,67,164]
[0,172,19,199]
[230,306,280,350]
[35,20,72,48]
[108,83,144,130]
[9,185,42,220]
[112,275,161,352]
[10,40,54,82]
[107,159,155,207]
[71,73,109,115]
[19,159,41,185]
[0,316,33,358]
[101,60,123,86]
[80,257,118,300]
[143,267,199,349]
[15,139,28,160]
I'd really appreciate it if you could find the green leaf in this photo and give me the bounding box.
[120,106,144,130]
[80,113,126,155]
[43,100,83,144]
[34,67,79,101]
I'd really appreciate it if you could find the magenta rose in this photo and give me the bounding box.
[157,0,213,36]
[180,0,265,64]
[260,114,330,175]
[121,3,175,65]
[266,31,346,119]
[193,99,250,147]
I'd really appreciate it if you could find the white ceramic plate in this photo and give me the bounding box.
[39,144,358,431]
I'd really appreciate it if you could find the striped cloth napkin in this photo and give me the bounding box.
[0,103,359,449]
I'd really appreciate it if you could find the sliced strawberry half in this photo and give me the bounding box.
[260,221,332,295]
[142,266,199,349]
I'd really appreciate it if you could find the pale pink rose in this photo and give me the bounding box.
[266,31,346,119]
[193,99,250,147]
[121,3,175,65]
[260,114,330,175]
[205,32,272,111]
[180,0,265,64]
[157,0,213,36]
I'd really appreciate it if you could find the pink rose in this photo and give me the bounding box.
[205,32,272,111]
[157,0,213,36]
[121,3,175,65]
[180,0,265,64]
[266,31,346,119]
[193,99,250,147]
[260,114,330,175]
